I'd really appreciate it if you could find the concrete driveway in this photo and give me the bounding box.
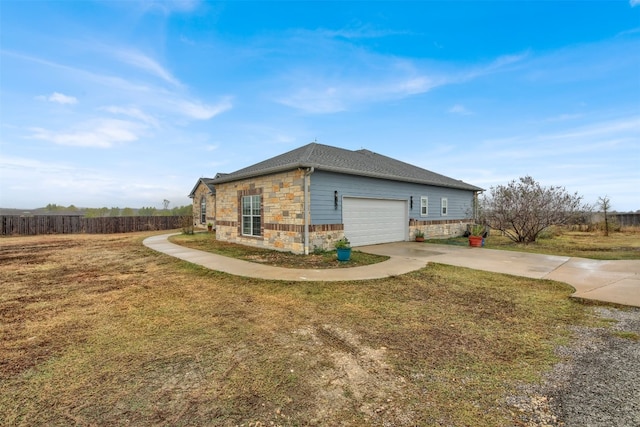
[144,234,640,308]
[360,242,640,308]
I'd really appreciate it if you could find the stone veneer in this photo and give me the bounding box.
[215,169,309,253]
[191,182,216,229]
[307,223,345,253]
[409,218,472,240]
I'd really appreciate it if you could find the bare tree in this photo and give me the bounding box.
[481,176,589,244]
[597,195,612,236]
[163,199,170,210]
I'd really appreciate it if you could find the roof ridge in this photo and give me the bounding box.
[300,142,318,162]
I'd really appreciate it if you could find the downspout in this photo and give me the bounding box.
[303,167,315,255]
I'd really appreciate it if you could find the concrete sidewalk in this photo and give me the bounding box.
[142,234,428,282]
[143,234,640,308]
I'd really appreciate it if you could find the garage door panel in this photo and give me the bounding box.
[343,198,407,246]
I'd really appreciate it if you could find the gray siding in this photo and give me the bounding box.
[309,170,475,225]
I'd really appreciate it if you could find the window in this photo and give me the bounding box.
[242,195,261,236]
[420,196,428,216]
[441,198,448,216]
[200,196,206,224]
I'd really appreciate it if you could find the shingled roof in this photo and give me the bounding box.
[188,177,216,198]
[212,143,482,191]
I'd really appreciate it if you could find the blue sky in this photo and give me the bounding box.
[1,1,639,211]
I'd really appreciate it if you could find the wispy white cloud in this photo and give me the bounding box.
[6,50,230,123]
[4,49,153,92]
[142,0,201,15]
[540,113,583,123]
[277,68,444,114]
[273,31,528,114]
[172,97,233,120]
[448,104,473,115]
[546,116,640,141]
[112,48,182,87]
[29,119,145,148]
[631,0,640,8]
[0,155,75,175]
[278,87,345,114]
[101,106,159,127]
[478,116,639,164]
[179,34,196,45]
[317,24,409,40]
[41,92,78,105]
[463,51,530,80]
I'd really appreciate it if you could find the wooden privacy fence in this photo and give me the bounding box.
[614,213,640,227]
[0,215,189,236]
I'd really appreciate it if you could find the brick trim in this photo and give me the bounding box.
[262,223,344,233]
[309,223,344,232]
[264,223,303,232]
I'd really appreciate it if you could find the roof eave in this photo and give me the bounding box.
[188,177,216,197]
[212,163,313,184]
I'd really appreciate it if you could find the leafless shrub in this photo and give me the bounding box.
[481,176,592,244]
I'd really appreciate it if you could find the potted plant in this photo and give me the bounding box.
[414,229,425,242]
[468,224,486,247]
[207,222,213,232]
[334,236,351,261]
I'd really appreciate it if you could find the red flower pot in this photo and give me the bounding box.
[469,236,483,247]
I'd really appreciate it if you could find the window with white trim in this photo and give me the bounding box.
[441,198,448,216]
[200,196,206,224]
[420,196,428,216]
[242,195,261,236]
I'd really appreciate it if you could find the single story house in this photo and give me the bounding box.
[188,178,216,229]
[207,142,483,254]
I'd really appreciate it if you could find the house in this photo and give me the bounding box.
[207,142,483,254]
[188,178,216,229]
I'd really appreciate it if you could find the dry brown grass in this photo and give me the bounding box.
[1,231,593,426]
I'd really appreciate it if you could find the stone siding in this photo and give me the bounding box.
[409,218,472,240]
[192,183,216,229]
[308,224,345,252]
[215,170,307,253]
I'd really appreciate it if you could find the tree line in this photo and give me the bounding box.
[41,203,192,218]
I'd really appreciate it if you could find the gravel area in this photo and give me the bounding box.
[508,306,640,427]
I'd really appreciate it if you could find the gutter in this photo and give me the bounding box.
[303,167,315,255]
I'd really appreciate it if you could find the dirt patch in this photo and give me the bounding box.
[291,324,415,425]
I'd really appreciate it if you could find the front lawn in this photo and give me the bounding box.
[0,231,597,426]
[170,231,389,268]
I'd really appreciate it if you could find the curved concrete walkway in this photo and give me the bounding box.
[143,234,640,308]
[142,233,427,282]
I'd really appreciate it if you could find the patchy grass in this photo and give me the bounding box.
[612,331,640,341]
[169,231,389,268]
[1,232,594,426]
[427,228,640,260]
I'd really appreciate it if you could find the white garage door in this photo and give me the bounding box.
[343,198,407,246]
